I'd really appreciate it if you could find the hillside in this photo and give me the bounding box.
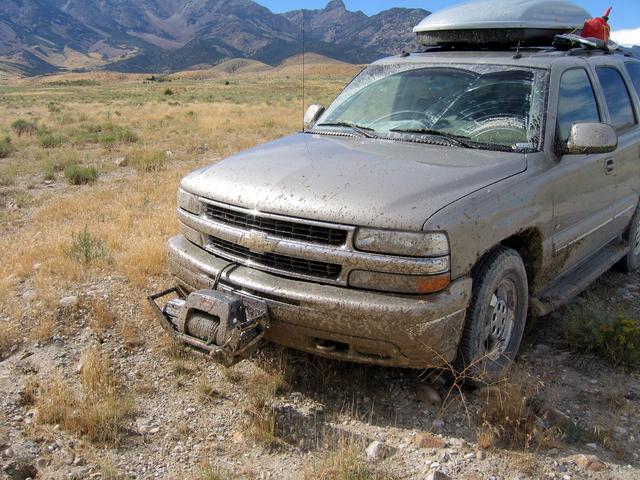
[0,0,430,76]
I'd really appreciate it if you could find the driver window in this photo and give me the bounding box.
[557,68,601,142]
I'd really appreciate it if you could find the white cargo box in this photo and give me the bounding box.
[414,0,592,47]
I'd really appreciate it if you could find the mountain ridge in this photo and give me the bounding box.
[0,0,430,76]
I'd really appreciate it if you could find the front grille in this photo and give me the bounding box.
[205,203,348,246]
[207,236,342,280]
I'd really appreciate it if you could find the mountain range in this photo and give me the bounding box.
[0,0,430,76]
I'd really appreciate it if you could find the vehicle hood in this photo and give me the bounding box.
[181,133,527,230]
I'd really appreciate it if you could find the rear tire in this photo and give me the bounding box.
[616,204,640,272]
[456,246,528,384]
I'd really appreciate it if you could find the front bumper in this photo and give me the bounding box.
[167,235,472,368]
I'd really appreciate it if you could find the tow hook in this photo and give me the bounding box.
[148,287,269,367]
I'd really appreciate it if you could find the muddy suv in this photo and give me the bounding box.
[153,46,640,379]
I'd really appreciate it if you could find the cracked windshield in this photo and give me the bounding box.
[315,64,547,150]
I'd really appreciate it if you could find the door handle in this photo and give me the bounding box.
[605,157,615,175]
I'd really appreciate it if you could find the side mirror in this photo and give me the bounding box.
[564,123,618,155]
[304,104,325,129]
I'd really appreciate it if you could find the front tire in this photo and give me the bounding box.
[456,246,528,383]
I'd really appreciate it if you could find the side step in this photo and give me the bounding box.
[531,241,629,317]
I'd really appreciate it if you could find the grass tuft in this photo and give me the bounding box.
[127,149,167,173]
[304,437,395,480]
[0,136,15,158]
[64,164,98,185]
[69,225,107,264]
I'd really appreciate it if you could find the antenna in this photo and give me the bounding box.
[302,9,306,130]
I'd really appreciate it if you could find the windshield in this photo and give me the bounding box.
[313,63,548,150]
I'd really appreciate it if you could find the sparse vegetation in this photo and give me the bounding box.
[560,296,640,368]
[69,225,107,264]
[64,164,98,185]
[164,88,174,95]
[0,136,15,158]
[11,119,37,136]
[127,149,167,172]
[38,130,67,148]
[304,437,395,480]
[35,348,133,444]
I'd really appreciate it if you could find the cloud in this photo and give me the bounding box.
[611,28,640,47]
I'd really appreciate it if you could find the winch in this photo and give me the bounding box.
[148,287,269,367]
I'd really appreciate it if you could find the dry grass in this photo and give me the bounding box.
[34,347,132,445]
[304,437,395,480]
[89,298,118,333]
[474,369,554,451]
[242,360,289,447]
[0,319,18,359]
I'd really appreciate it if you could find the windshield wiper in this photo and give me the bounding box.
[388,128,515,152]
[388,128,476,147]
[315,122,378,138]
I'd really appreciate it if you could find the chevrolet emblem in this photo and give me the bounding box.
[240,231,272,254]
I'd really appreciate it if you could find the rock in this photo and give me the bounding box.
[414,432,447,449]
[476,449,487,460]
[61,450,74,465]
[365,441,392,462]
[464,452,476,460]
[575,454,606,472]
[115,157,127,167]
[59,296,78,308]
[426,470,451,479]
[22,290,38,302]
[416,383,442,407]
[432,419,445,432]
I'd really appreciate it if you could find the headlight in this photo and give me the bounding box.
[348,270,450,294]
[354,228,449,257]
[177,188,204,215]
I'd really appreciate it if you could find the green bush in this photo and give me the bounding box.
[0,136,15,158]
[38,131,67,148]
[164,88,174,96]
[127,149,167,173]
[69,226,107,264]
[11,119,37,136]
[48,102,61,113]
[69,123,138,146]
[64,164,98,185]
[561,297,640,368]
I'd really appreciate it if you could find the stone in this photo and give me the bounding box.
[575,454,606,472]
[426,470,450,479]
[23,290,38,302]
[464,452,476,460]
[416,383,442,407]
[59,296,78,308]
[115,157,127,167]
[365,441,392,462]
[476,449,487,460]
[414,432,447,449]
[432,419,445,432]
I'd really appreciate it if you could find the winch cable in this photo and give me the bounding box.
[213,261,240,291]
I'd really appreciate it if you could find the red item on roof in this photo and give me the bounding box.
[582,7,612,42]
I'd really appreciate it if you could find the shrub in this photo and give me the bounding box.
[11,119,37,136]
[38,131,66,148]
[47,102,61,113]
[561,297,640,368]
[127,149,167,172]
[64,164,98,185]
[69,122,138,146]
[0,136,15,158]
[69,225,107,264]
[164,88,174,95]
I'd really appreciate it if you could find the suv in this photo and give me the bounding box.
[158,46,640,379]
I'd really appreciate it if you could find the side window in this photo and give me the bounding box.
[625,62,640,98]
[595,66,637,132]
[557,69,601,142]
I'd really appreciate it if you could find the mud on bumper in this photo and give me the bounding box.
[166,235,472,368]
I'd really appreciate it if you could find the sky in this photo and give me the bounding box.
[257,0,640,44]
